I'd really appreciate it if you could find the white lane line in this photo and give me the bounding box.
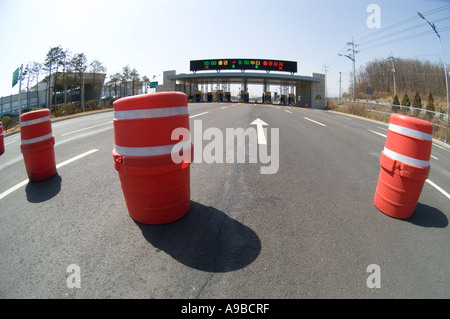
[61,121,112,136]
[0,180,28,201]
[431,155,439,160]
[335,115,352,120]
[368,129,387,138]
[304,117,327,127]
[433,143,450,152]
[220,106,227,109]
[284,110,292,114]
[5,140,17,146]
[56,149,98,168]
[189,112,209,118]
[426,179,450,200]
[0,149,99,200]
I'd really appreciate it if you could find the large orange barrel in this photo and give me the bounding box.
[0,122,4,155]
[20,109,57,182]
[112,92,192,225]
[374,114,433,219]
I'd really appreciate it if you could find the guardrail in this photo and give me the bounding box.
[329,98,449,143]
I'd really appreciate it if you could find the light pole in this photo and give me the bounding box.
[418,11,449,143]
[339,53,356,101]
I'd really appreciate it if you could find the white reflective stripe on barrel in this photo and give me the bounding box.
[21,133,53,145]
[388,123,432,141]
[114,106,188,120]
[383,147,430,168]
[20,116,51,127]
[115,139,191,157]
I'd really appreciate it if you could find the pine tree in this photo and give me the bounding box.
[412,92,422,116]
[392,95,400,113]
[412,92,422,108]
[401,94,410,113]
[425,93,435,121]
[426,93,435,111]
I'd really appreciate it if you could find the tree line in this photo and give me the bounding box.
[104,66,153,99]
[22,46,156,113]
[353,57,448,113]
[22,45,107,112]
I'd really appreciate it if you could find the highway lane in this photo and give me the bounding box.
[0,103,449,298]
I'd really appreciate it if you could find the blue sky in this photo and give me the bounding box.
[1,0,449,98]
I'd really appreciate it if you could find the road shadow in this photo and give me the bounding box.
[407,203,448,228]
[25,173,62,203]
[135,201,261,273]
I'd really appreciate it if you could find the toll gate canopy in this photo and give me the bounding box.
[156,59,325,108]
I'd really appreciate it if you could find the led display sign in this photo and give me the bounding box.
[190,59,297,73]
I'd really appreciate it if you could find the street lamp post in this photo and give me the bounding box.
[418,11,450,143]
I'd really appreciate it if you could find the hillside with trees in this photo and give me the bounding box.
[352,58,448,113]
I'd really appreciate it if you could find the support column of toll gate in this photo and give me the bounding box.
[374,114,433,219]
[20,109,57,182]
[112,92,193,225]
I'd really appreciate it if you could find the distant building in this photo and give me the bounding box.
[1,72,106,117]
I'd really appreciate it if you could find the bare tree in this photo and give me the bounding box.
[30,61,43,107]
[89,59,107,100]
[70,53,88,111]
[44,46,64,109]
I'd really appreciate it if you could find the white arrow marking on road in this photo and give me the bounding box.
[251,118,268,145]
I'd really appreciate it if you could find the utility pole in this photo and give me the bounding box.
[18,64,23,118]
[339,71,342,105]
[322,63,329,99]
[339,37,359,102]
[387,52,397,98]
[322,64,329,108]
[348,37,359,102]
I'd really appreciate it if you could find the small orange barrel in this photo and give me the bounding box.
[20,109,57,182]
[374,114,433,219]
[112,92,192,225]
[0,122,4,155]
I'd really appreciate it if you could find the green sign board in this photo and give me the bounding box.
[12,67,19,88]
[150,81,158,88]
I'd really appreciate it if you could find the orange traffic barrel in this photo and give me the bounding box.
[0,122,4,155]
[20,109,57,182]
[374,113,433,219]
[112,92,192,225]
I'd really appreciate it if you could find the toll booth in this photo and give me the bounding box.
[240,90,249,103]
[225,92,231,102]
[217,90,224,102]
[288,94,295,106]
[280,95,286,105]
[195,90,202,102]
[207,92,213,102]
[263,92,272,104]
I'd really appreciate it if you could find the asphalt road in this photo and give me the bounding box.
[0,102,449,299]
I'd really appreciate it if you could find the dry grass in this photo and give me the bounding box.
[328,99,449,144]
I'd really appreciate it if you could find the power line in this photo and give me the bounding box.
[354,4,450,44]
